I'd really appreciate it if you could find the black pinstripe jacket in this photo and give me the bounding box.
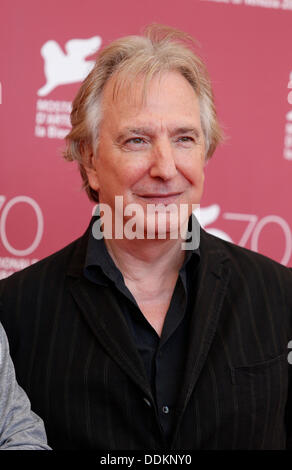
[0,225,292,450]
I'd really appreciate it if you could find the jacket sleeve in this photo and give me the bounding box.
[0,322,51,450]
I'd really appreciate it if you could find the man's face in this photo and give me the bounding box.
[86,71,206,238]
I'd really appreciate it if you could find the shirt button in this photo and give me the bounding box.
[143,397,152,408]
[162,405,169,414]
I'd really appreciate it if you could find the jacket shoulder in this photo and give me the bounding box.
[0,233,85,297]
[201,229,292,283]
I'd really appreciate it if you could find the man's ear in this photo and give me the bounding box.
[82,145,100,192]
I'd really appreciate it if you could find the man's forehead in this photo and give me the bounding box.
[101,69,199,111]
[97,71,202,142]
[101,71,147,107]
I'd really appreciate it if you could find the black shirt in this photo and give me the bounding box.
[84,216,200,442]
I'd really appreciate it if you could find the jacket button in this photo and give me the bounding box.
[143,397,152,408]
[162,405,169,414]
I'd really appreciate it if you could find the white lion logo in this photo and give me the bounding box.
[37,36,102,96]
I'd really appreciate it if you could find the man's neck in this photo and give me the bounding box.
[104,236,186,284]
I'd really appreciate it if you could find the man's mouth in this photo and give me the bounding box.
[135,192,183,204]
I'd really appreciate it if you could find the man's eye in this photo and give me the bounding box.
[126,137,145,144]
[178,136,194,142]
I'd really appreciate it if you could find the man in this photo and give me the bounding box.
[0,322,50,449]
[0,25,292,450]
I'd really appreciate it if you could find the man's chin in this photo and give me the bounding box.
[122,216,188,241]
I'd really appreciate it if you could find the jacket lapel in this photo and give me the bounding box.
[66,225,152,400]
[171,229,231,445]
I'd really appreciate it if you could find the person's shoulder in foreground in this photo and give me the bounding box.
[0,322,51,450]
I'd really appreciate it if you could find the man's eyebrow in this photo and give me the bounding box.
[116,126,202,141]
[116,127,155,141]
[171,127,201,138]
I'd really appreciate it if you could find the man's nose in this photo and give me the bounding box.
[149,140,178,180]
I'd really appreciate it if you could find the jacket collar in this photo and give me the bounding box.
[66,219,153,399]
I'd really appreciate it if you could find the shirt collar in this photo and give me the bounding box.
[84,213,200,287]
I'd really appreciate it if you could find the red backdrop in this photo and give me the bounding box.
[1,0,292,279]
